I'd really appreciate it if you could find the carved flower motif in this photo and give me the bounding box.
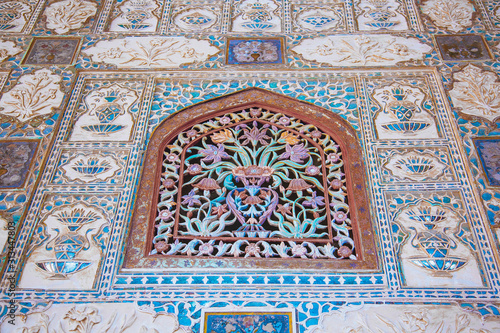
[245,243,261,257]
[200,144,230,163]
[310,130,322,139]
[193,178,220,191]
[401,310,428,331]
[249,108,262,117]
[211,204,228,217]
[330,179,343,190]
[181,189,202,207]
[162,178,175,189]
[240,121,271,146]
[305,165,320,176]
[187,163,202,175]
[278,116,291,126]
[280,131,300,145]
[198,242,214,255]
[211,128,233,143]
[186,129,197,138]
[286,178,312,191]
[159,210,172,220]
[338,246,352,258]
[64,306,101,333]
[165,153,179,163]
[303,191,325,209]
[155,241,169,253]
[291,243,308,257]
[327,153,340,163]
[333,210,347,222]
[219,116,231,124]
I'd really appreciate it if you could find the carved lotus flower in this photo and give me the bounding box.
[286,178,312,191]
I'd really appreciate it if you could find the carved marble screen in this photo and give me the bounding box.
[124,88,377,271]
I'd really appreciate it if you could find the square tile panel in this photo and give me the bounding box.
[226,37,284,65]
[23,37,81,65]
[202,309,296,333]
[434,34,492,61]
[474,137,500,186]
[0,140,38,188]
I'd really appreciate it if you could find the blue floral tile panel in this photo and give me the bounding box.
[227,38,284,65]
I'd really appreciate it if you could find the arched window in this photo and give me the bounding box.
[124,88,377,270]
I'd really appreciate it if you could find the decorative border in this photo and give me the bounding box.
[123,88,378,271]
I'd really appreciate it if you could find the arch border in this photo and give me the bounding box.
[123,88,378,271]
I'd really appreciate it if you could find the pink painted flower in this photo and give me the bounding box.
[187,163,202,175]
[305,165,320,176]
[310,130,322,138]
[198,242,214,255]
[159,210,173,220]
[200,144,230,163]
[291,243,308,257]
[162,178,175,189]
[279,143,309,163]
[219,116,231,125]
[165,153,179,163]
[278,116,291,126]
[186,129,197,138]
[333,210,348,222]
[327,153,340,163]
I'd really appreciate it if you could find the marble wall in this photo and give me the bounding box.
[0,0,500,331]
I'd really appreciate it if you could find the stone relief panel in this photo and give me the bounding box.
[68,82,143,142]
[449,64,500,123]
[52,149,128,184]
[306,303,500,333]
[169,1,222,33]
[0,302,190,332]
[19,196,115,290]
[377,147,456,183]
[291,4,346,33]
[370,82,440,140]
[42,0,99,34]
[82,36,219,69]
[420,0,475,32]
[292,35,432,67]
[0,69,65,123]
[0,39,23,63]
[354,0,410,31]
[388,192,484,288]
[231,0,282,33]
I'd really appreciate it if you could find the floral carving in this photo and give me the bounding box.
[449,64,500,122]
[292,35,432,66]
[0,69,64,122]
[421,0,475,32]
[307,304,500,333]
[1,303,191,333]
[44,0,98,34]
[83,37,219,68]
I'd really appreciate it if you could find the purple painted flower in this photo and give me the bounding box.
[187,163,202,175]
[279,143,309,163]
[181,189,202,207]
[200,144,230,163]
[303,191,325,209]
[240,121,270,146]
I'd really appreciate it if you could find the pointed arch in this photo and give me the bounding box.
[123,88,377,271]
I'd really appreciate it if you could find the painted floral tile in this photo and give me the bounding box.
[203,311,295,333]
